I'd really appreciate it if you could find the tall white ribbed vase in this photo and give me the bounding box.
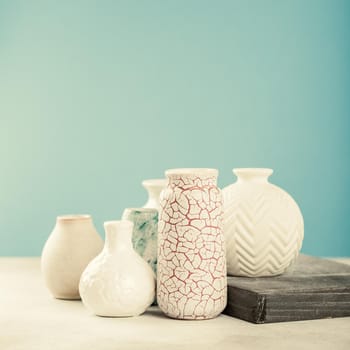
[223,168,304,277]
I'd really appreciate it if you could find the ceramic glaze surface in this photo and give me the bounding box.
[122,208,158,274]
[79,220,155,317]
[223,168,304,277]
[41,215,103,299]
[158,169,227,320]
[142,179,168,211]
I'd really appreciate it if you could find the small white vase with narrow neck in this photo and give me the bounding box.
[223,168,304,277]
[79,220,155,317]
[142,179,167,210]
[41,215,103,299]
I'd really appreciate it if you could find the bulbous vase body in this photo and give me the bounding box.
[223,168,304,277]
[41,215,103,299]
[79,220,155,317]
[142,179,167,211]
[158,168,227,320]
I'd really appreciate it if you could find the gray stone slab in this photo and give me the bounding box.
[224,255,350,323]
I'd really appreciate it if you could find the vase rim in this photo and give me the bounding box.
[57,214,91,221]
[165,168,218,177]
[104,220,134,230]
[142,179,168,187]
[123,207,158,214]
[233,168,273,178]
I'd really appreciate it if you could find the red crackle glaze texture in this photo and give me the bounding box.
[157,174,227,319]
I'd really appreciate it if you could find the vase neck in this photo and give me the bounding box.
[234,168,273,183]
[165,168,218,187]
[142,179,167,207]
[103,220,134,253]
[146,187,163,199]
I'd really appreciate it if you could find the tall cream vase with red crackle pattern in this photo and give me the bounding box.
[157,168,227,320]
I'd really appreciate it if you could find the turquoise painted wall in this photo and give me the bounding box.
[0,0,349,256]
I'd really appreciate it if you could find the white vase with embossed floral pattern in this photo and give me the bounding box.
[223,168,304,277]
[79,220,155,317]
[158,168,227,320]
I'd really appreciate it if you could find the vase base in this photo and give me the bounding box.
[54,295,81,300]
[94,313,138,318]
[162,311,223,321]
[228,272,284,278]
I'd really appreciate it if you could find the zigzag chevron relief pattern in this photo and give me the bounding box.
[223,169,304,277]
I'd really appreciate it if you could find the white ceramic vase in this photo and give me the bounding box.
[158,168,227,320]
[223,168,304,277]
[79,220,155,317]
[41,215,103,299]
[142,179,167,210]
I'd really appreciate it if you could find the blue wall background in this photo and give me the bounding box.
[0,0,349,256]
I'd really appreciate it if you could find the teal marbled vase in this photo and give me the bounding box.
[121,208,158,275]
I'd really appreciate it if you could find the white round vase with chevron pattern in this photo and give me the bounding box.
[223,168,304,277]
